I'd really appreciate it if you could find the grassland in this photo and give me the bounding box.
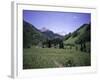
[23,46,91,69]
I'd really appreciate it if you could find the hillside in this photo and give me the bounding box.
[23,20,45,48]
[23,20,63,48]
[64,23,91,44]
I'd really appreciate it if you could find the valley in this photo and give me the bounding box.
[23,20,91,69]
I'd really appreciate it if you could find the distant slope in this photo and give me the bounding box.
[23,20,45,48]
[23,20,90,49]
[64,23,91,44]
[42,30,63,39]
[23,20,63,48]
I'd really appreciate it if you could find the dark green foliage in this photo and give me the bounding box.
[75,24,90,52]
[64,23,91,53]
[42,39,50,48]
[23,21,33,48]
[47,39,52,48]
[75,23,91,44]
[75,46,78,51]
[76,24,89,32]
[65,43,75,46]
[64,33,71,40]
[64,59,74,67]
[23,20,45,48]
[64,43,75,50]
[41,38,64,49]
[83,43,86,52]
[59,40,64,49]
[72,31,78,38]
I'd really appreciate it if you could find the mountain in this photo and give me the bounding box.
[23,20,90,49]
[64,23,91,44]
[41,30,63,39]
[23,20,45,48]
[23,20,63,48]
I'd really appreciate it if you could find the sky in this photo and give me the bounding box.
[23,10,91,35]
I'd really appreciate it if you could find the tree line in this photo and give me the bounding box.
[42,38,64,49]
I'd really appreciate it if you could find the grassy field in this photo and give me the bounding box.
[23,46,91,69]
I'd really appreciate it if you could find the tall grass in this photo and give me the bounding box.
[23,46,90,69]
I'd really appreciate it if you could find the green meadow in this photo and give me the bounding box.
[23,46,90,69]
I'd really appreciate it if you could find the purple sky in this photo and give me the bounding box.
[23,10,91,35]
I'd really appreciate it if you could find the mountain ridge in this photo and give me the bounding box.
[23,20,90,50]
[64,23,90,44]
